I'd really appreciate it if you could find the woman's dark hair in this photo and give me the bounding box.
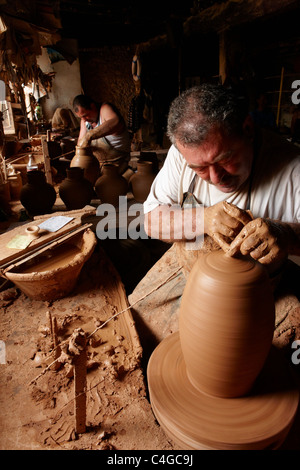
[167,83,249,146]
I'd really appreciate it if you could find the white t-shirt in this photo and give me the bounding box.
[86,112,131,154]
[144,130,300,224]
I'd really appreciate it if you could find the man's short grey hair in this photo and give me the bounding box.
[167,83,248,146]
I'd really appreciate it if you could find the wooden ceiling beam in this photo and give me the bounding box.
[184,0,299,35]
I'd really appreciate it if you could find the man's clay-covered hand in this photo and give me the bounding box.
[204,201,253,252]
[227,218,289,270]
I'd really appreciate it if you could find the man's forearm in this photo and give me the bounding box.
[144,205,205,242]
[88,117,120,141]
[78,119,87,141]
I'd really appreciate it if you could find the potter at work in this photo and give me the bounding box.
[147,250,299,449]
[73,94,131,174]
[143,83,300,273]
[139,84,300,449]
[2,0,300,452]
[130,82,300,362]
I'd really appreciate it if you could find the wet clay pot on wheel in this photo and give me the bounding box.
[129,160,156,203]
[70,146,100,185]
[179,250,275,398]
[59,167,94,210]
[94,164,128,206]
[147,250,299,450]
[20,170,56,216]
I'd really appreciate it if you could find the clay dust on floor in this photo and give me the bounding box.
[1,242,300,450]
[0,245,176,450]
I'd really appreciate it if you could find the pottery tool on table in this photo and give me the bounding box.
[0,207,97,300]
[1,223,93,276]
[0,206,96,272]
[1,224,97,301]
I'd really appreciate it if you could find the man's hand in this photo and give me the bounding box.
[204,201,253,252]
[227,218,289,271]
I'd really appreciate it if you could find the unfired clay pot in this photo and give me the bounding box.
[20,170,56,216]
[8,172,22,200]
[0,181,11,213]
[129,160,156,202]
[70,146,100,185]
[59,167,94,210]
[179,250,275,398]
[94,163,128,206]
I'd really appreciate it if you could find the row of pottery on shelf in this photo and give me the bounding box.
[19,146,157,216]
[19,166,94,216]
[64,145,157,207]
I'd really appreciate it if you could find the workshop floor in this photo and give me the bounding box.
[1,197,300,450]
[0,243,176,450]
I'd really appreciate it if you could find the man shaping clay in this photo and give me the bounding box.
[144,83,300,273]
[129,83,300,356]
[73,94,131,173]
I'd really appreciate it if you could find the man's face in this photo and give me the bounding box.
[176,127,254,193]
[75,103,98,124]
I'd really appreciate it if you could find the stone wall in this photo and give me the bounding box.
[77,43,181,147]
[78,45,136,123]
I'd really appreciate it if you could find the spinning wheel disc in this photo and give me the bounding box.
[147,332,299,450]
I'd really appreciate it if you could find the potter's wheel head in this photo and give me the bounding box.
[147,332,299,450]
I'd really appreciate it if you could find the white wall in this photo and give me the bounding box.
[36,40,82,121]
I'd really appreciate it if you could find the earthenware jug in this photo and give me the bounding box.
[129,160,156,202]
[59,167,94,210]
[8,171,22,200]
[70,146,100,185]
[20,170,56,216]
[0,181,11,214]
[179,250,275,398]
[94,164,128,206]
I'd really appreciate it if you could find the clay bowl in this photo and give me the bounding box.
[179,250,275,398]
[5,228,97,301]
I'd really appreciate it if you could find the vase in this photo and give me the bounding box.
[8,172,22,200]
[20,170,56,216]
[0,181,11,215]
[179,250,275,398]
[70,146,100,185]
[59,167,94,210]
[94,164,128,206]
[129,160,156,202]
